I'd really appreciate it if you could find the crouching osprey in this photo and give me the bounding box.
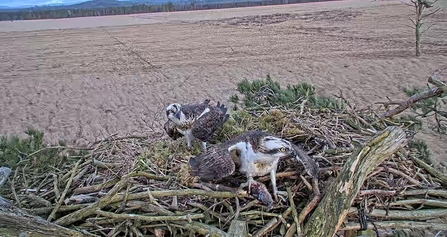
[189,130,318,205]
[164,99,229,151]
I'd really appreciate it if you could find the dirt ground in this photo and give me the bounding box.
[0,0,446,168]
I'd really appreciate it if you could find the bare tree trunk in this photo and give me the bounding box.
[303,126,407,237]
[415,22,421,56]
[415,1,422,57]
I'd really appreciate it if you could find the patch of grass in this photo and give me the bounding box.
[209,109,308,145]
[0,127,79,171]
[0,128,86,198]
[134,139,202,186]
[235,75,345,112]
[407,139,431,165]
[230,94,239,103]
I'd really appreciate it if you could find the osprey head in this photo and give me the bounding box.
[166,103,182,121]
[261,136,296,158]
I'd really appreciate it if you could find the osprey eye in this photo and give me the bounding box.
[279,147,287,152]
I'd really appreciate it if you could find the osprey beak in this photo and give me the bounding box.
[166,110,170,117]
[175,112,181,120]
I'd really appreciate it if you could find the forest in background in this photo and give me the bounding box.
[0,0,338,21]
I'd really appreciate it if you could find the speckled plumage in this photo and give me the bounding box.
[164,99,229,151]
[189,130,277,181]
[189,130,298,204]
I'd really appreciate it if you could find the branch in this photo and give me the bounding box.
[177,221,229,237]
[389,199,447,208]
[0,167,11,188]
[368,208,447,220]
[54,176,129,226]
[0,205,84,237]
[428,68,447,91]
[95,210,204,222]
[56,183,246,226]
[48,159,81,222]
[401,0,415,7]
[303,126,407,236]
[379,70,446,119]
[402,189,447,198]
[379,87,443,118]
[410,155,447,187]
[422,6,441,18]
[341,221,447,231]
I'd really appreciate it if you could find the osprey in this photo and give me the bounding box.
[164,99,229,151]
[189,130,319,204]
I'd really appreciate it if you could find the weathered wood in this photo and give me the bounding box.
[369,208,447,220]
[0,166,11,188]
[0,204,84,237]
[403,189,447,198]
[227,220,248,237]
[303,126,407,237]
[341,221,447,231]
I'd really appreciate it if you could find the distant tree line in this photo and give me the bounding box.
[0,0,337,21]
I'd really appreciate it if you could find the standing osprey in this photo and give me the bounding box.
[189,130,303,203]
[164,99,229,151]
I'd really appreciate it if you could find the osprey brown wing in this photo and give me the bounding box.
[191,101,229,142]
[180,99,211,118]
[189,147,235,182]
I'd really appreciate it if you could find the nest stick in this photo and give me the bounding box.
[359,190,396,196]
[130,225,144,237]
[341,221,447,231]
[73,178,120,195]
[368,208,447,220]
[227,220,248,237]
[403,189,447,198]
[48,159,82,221]
[303,126,407,237]
[188,202,223,220]
[126,171,172,181]
[10,168,21,208]
[252,206,293,237]
[285,223,297,237]
[385,167,421,186]
[110,189,246,204]
[95,210,204,222]
[252,217,279,237]
[389,199,447,208]
[26,203,89,215]
[298,178,321,224]
[175,221,229,237]
[55,176,128,226]
[287,187,302,236]
[52,173,60,200]
[24,193,52,207]
[411,156,447,186]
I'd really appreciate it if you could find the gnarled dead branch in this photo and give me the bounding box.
[303,126,407,236]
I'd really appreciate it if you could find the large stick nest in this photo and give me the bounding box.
[1,80,446,237]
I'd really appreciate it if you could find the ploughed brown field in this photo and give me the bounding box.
[0,0,446,167]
